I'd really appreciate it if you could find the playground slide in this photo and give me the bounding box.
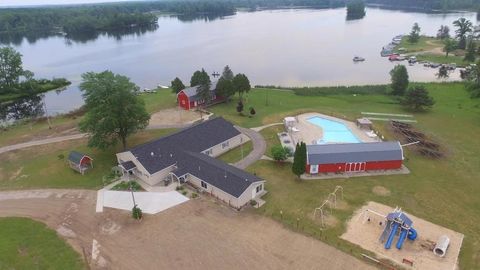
[384,222,399,249]
[396,229,408,249]
[408,228,417,240]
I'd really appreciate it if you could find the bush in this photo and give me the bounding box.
[250,200,257,206]
[181,190,188,196]
[176,185,184,191]
[191,192,198,199]
[112,180,142,191]
[271,145,288,162]
[57,154,65,160]
[132,205,142,220]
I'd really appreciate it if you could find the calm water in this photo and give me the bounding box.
[1,8,478,119]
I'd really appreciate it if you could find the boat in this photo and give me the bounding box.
[353,56,365,62]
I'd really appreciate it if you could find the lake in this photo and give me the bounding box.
[1,7,477,120]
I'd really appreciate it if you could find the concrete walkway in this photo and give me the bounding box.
[233,127,266,169]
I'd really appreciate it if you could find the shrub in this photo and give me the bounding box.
[250,200,257,206]
[176,186,184,191]
[132,205,142,220]
[191,192,198,199]
[182,190,188,196]
[57,154,65,160]
[112,180,142,191]
[271,145,288,162]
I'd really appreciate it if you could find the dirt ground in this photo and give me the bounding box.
[149,108,206,126]
[0,190,375,270]
[341,201,464,270]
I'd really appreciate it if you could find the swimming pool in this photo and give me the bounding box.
[307,116,361,144]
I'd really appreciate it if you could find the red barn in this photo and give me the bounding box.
[306,141,403,174]
[177,81,222,110]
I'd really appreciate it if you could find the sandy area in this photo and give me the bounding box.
[149,108,207,126]
[288,112,379,145]
[341,201,464,270]
[0,190,375,270]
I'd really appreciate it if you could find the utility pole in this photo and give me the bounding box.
[129,181,137,208]
[43,97,52,129]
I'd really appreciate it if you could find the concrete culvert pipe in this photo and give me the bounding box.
[433,235,450,257]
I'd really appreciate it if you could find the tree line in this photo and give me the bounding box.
[0,46,70,100]
[365,0,480,11]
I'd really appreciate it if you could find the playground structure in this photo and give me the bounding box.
[313,186,343,228]
[343,202,464,270]
[379,208,418,250]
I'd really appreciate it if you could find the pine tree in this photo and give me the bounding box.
[292,142,307,178]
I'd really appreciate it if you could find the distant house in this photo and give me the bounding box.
[116,117,265,209]
[306,141,403,174]
[68,151,93,175]
[177,81,223,110]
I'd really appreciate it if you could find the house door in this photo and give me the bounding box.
[310,165,319,174]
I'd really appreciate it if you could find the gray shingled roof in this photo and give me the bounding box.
[180,81,218,101]
[179,152,263,198]
[121,117,263,198]
[120,161,136,171]
[129,117,240,174]
[68,151,90,164]
[307,141,403,164]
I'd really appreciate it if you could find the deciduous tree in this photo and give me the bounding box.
[464,38,476,62]
[453,17,473,49]
[271,145,288,162]
[0,47,24,93]
[170,77,185,94]
[390,65,409,96]
[232,73,251,98]
[79,71,150,150]
[443,38,457,57]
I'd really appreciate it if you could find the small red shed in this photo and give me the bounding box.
[306,141,403,174]
[68,151,93,175]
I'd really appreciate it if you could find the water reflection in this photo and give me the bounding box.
[0,95,45,122]
[175,12,234,22]
[0,24,159,46]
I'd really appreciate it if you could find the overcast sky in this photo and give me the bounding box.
[0,0,136,7]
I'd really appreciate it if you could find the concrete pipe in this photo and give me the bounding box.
[433,235,450,257]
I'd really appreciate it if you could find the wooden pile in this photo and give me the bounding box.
[390,121,444,158]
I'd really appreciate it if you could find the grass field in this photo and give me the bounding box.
[0,217,84,269]
[0,88,176,147]
[217,141,253,164]
[2,82,480,268]
[0,129,176,190]
[229,83,480,269]
[395,35,473,66]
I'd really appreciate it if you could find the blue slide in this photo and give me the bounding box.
[385,222,399,249]
[408,228,417,240]
[396,229,408,249]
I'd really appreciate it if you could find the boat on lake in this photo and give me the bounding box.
[353,56,366,62]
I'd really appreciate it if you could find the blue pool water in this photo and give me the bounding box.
[307,116,361,144]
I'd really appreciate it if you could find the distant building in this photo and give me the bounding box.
[177,81,224,110]
[116,117,265,209]
[306,141,403,174]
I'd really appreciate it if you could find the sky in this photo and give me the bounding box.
[0,0,137,7]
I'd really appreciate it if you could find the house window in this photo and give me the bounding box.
[256,185,263,193]
[222,141,229,149]
[205,149,213,156]
[201,181,208,189]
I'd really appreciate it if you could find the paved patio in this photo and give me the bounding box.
[102,191,189,214]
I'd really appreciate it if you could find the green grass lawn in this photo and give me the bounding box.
[239,83,480,269]
[0,129,176,190]
[395,35,474,66]
[0,217,84,270]
[259,125,283,158]
[0,88,176,147]
[217,141,253,164]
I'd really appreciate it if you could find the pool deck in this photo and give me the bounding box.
[290,113,379,145]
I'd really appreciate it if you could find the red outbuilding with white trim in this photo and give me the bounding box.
[306,141,404,174]
[177,81,222,110]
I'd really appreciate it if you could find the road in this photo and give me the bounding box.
[233,126,267,169]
